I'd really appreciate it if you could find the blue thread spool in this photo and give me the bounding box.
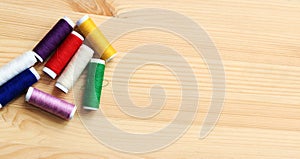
[0,67,40,108]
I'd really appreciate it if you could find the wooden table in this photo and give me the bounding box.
[1,0,300,158]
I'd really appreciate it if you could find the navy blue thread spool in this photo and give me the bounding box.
[33,16,75,62]
[0,67,40,108]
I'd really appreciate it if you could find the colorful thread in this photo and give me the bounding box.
[43,31,84,79]
[0,51,37,86]
[56,44,94,93]
[33,17,75,62]
[83,58,105,110]
[77,15,117,62]
[25,87,77,120]
[0,67,40,108]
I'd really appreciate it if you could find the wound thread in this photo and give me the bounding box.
[33,16,75,62]
[43,31,84,79]
[0,51,37,86]
[25,87,77,120]
[0,67,40,108]
[77,15,117,62]
[82,58,105,110]
[56,44,94,93]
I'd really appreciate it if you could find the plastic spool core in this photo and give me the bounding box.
[33,52,44,62]
[55,82,69,94]
[90,58,105,64]
[83,106,99,111]
[71,31,84,41]
[105,52,118,62]
[69,105,77,120]
[63,16,75,28]
[76,15,89,26]
[25,87,34,102]
[29,67,41,80]
[43,67,57,79]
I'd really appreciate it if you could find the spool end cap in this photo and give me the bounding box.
[43,67,57,79]
[76,15,90,26]
[90,58,105,65]
[29,67,40,80]
[83,106,99,111]
[71,31,84,41]
[104,52,118,62]
[32,51,44,62]
[55,82,69,94]
[69,105,77,120]
[63,16,75,28]
[25,87,34,102]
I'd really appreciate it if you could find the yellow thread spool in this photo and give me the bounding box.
[77,15,117,61]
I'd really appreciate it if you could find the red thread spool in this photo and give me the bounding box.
[43,31,84,79]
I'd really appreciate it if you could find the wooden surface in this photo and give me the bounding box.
[1,0,300,158]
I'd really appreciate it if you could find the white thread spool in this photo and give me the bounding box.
[55,44,94,93]
[0,51,37,86]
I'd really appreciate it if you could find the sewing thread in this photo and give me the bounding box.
[0,51,37,86]
[43,31,84,79]
[56,44,94,93]
[33,16,75,62]
[77,15,117,62]
[83,58,105,110]
[25,87,77,120]
[0,67,40,108]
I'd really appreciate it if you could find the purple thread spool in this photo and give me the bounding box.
[33,16,75,62]
[25,87,77,120]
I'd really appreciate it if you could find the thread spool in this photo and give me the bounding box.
[0,67,40,108]
[33,17,75,62]
[83,58,105,110]
[77,15,117,62]
[0,51,37,86]
[55,44,94,93]
[25,87,77,120]
[43,31,84,79]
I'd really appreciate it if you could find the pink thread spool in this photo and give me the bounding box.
[25,87,77,120]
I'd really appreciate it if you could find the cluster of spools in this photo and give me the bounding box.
[0,15,116,120]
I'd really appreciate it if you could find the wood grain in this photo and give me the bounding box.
[0,0,300,158]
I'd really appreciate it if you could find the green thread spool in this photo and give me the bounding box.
[83,58,105,110]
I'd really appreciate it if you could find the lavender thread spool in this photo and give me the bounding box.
[33,16,75,62]
[25,87,77,120]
